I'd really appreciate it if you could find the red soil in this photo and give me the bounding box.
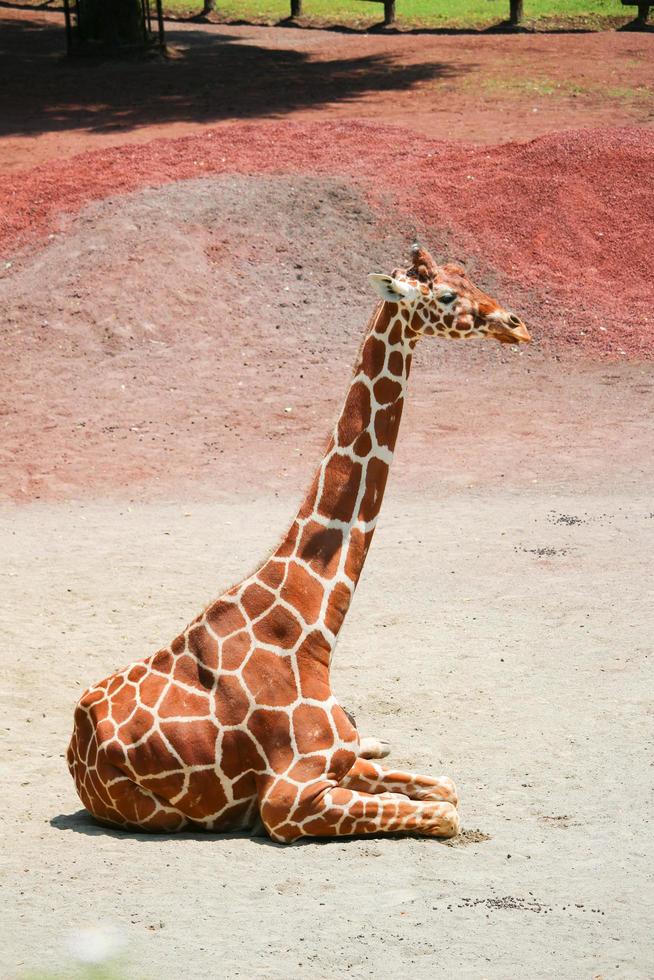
[2,121,653,356]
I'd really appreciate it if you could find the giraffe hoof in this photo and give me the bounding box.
[444,804,461,838]
[433,802,460,839]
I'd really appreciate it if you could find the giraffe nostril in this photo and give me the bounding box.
[508,314,521,325]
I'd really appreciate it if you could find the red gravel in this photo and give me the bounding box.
[1,121,652,357]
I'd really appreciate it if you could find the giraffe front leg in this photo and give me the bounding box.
[358,736,391,760]
[340,757,459,807]
[259,778,459,843]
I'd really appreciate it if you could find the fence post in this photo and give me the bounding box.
[384,0,395,24]
[290,0,302,16]
[509,0,523,25]
[63,0,73,53]
[154,0,165,47]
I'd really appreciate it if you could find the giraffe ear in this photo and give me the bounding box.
[368,274,418,304]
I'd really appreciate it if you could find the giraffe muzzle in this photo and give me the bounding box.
[489,319,531,344]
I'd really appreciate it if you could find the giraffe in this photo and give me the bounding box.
[67,244,530,843]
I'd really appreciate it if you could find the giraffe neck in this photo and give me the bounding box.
[258,302,414,661]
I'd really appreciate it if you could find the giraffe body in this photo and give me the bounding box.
[68,246,529,843]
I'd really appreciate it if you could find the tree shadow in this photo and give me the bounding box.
[0,13,468,139]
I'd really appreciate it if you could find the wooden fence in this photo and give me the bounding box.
[290,0,525,26]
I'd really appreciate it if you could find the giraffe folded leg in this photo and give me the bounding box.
[260,777,459,843]
[340,757,458,806]
[69,749,190,833]
[358,736,391,760]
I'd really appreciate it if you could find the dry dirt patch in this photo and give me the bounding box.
[2,171,653,504]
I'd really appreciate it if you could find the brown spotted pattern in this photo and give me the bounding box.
[68,246,528,843]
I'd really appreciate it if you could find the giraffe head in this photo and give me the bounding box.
[368,244,530,344]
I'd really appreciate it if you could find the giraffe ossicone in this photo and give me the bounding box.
[68,245,530,843]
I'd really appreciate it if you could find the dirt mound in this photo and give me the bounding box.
[408,127,654,358]
[3,170,652,504]
[0,175,414,500]
[1,121,652,358]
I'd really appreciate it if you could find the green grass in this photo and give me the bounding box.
[163,0,632,29]
[21,965,130,980]
[453,75,654,102]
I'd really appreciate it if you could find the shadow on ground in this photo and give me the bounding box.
[51,808,274,843]
[0,13,466,137]
[50,809,466,846]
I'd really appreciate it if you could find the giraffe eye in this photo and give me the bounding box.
[439,291,457,304]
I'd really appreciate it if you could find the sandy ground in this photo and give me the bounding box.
[2,475,654,977]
